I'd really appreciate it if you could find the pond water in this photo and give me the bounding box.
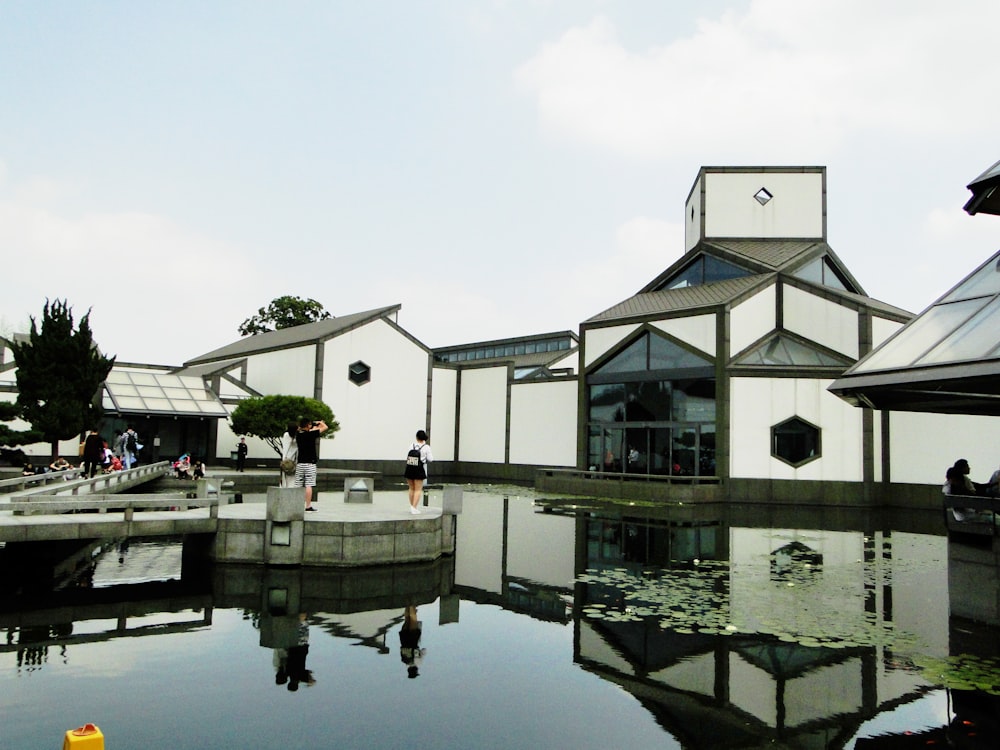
[1,486,998,749]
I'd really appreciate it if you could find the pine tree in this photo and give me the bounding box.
[9,300,115,459]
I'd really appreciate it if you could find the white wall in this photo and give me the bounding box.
[652,313,717,356]
[730,285,776,356]
[704,171,824,239]
[457,366,508,463]
[729,377,864,481]
[584,324,641,368]
[508,379,577,466]
[684,178,703,252]
[549,349,579,371]
[246,346,317,395]
[506,496,576,587]
[888,411,1000,485]
[872,316,904,348]
[783,285,859,358]
[430,367,457,462]
[320,319,429,461]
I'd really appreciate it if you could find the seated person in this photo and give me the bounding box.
[944,458,996,522]
[943,459,984,496]
[192,460,205,479]
[987,465,1000,497]
[108,454,123,472]
[49,456,71,472]
[174,454,192,479]
[21,462,35,476]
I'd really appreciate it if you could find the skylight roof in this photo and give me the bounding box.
[104,370,229,417]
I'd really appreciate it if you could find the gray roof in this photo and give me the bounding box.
[964,158,1000,215]
[587,274,770,323]
[184,305,401,365]
[830,250,1000,415]
[172,358,246,378]
[707,239,824,271]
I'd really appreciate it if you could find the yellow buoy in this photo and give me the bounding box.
[63,723,104,750]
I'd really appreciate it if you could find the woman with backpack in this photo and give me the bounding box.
[403,430,432,515]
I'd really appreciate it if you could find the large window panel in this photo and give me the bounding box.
[857,298,984,371]
[917,295,1000,364]
[589,383,625,422]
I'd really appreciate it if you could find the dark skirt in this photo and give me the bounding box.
[404,463,426,480]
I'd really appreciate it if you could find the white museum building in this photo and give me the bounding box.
[4,166,999,502]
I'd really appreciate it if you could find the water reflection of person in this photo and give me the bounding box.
[273,648,288,687]
[399,605,425,679]
[286,613,315,691]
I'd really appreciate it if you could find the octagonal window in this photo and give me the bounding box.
[771,416,820,467]
[348,360,371,386]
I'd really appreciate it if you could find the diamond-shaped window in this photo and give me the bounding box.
[348,361,371,386]
[754,187,773,206]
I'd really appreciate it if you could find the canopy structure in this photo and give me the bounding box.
[830,250,1000,415]
[102,369,229,418]
[830,166,1000,416]
[964,158,1000,216]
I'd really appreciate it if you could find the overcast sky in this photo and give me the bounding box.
[2,0,998,365]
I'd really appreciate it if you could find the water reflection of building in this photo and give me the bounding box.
[452,492,576,624]
[571,507,951,749]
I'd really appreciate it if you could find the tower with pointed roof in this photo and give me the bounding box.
[579,166,912,502]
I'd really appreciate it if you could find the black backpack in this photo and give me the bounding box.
[406,446,422,467]
[126,433,138,453]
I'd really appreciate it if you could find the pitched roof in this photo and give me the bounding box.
[586,274,771,324]
[707,239,824,271]
[830,250,1000,415]
[184,305,401,365]
[172,357,246,378]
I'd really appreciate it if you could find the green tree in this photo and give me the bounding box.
[0,400,43,447]
[8,300,115,459]
[229,395,339,455]
[238,295,331,336]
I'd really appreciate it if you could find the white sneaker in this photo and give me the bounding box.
[410,506,421,514]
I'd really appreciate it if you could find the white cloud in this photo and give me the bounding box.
[515,1,1000,161]
[0,184,277,364]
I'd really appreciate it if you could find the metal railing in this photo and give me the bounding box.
[0,467,85,493]
[7,461,172,499]
[536,467,721,485]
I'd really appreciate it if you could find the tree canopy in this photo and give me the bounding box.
[7,299,115,458]
[229,395,339,456]
[238,295,332,336]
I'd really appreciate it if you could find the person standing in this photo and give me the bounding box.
[398,605,424,679]
[236,437,248,472]
[280,423,298,489]
[82,428,104,478]
[403,430,432,515]
[295,418,327,511]
[121,426,140,469]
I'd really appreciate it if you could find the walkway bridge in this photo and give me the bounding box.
[0,468,459,567]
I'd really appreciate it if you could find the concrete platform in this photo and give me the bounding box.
[0,501,455,568]
[212,501,453,568]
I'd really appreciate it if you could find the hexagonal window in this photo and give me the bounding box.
[348,360,371,386]
[771,416,820,467]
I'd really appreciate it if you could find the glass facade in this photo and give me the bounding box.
[104,370,229,416]
[436,335,573,363]
[657,255,750,291]
[587,332,716,476]
[793,256,852,292]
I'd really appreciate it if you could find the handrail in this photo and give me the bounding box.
[537,467,721,485]
[8,462,172,499]
[0,467,85,493]
[942,492,999,535]
[9,490,225,520]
